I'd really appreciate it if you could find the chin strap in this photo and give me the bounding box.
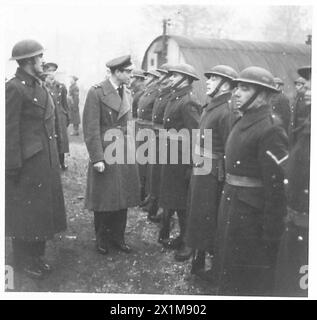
[209,78,226,98]
[172,75,188,89]
[239,87,260,114]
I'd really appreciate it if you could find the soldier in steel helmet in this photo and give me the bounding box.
[135,69,161,207]
[274,66,311,297]
[158,63,201,262]
[43,62,70,170]
[211,66,288,296]
[289,75,309,147]
[185,65,238,278]
[5,39,67,279]
[269,77,291,132]
[142,63,175,222]
[130,69,146,118]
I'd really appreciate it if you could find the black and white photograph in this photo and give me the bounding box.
[1,0,314,299]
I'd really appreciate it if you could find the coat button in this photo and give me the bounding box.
[33,98,38,102]
[167,118,170,122]
[49,136,52,140]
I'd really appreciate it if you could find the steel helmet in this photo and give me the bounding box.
[131,69,146,79]
[10,39,44,61]
[144,69,161,78]
[157,63,174,74]
[294,77,306,85]
[297,66,311,81]
[204,65,238,82]
[169,63,200,81]
[234,66,279,92]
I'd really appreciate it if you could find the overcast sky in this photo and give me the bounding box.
[1,0,314,88]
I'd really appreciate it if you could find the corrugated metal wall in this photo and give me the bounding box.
[142,35,311,105]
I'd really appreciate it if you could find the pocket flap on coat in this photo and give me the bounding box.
[22,141,43,160]
[237,187,265,210]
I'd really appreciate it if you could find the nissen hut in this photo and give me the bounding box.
[142,35,311,104]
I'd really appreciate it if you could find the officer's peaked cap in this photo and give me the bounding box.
[106,55,132,70]
[294,77,306,85]
[10,39,44,61]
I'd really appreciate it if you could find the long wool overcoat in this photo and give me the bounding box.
[5,67,67,241]
[83,79,140,212]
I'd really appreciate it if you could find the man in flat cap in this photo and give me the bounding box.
[43,62,70,170]
[83,55,140,255]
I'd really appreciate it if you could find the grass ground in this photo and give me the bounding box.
[5,131,216,296]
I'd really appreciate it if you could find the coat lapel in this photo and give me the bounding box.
[117,87,132,120]
[239,104,272,131]
[100,79,121,113]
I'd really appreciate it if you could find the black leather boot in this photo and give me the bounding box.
[147,197,160,222]
[190,250,206,274]
[174,210,192,261]
[158,209,173,245]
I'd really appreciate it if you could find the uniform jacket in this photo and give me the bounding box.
[69,82,81,125]
[186,92,234,251]
[47,81,70,153]
[131,83,145,119]
[159,85,201,210]
[214,104,288,296]
[136,84,160,123]
[270,91,291,132]
[5,67,66,240]
[83,78,140,211]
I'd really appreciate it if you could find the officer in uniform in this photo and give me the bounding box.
[136,69,161,206]
[130,69,146,118]
[158,64,201,262]
[289,76,309,147]
[43,62,70,170]
[83,55,140,255]
[274,66,311,297]
[213,67,288,296]
[270,77,291,132]
[6,39,67,278]
[185,65,238,277]
[69,75,81,136]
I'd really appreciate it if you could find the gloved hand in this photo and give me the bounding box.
[93,161,106,173]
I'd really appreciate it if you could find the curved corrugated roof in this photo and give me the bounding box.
[142,35,311,104]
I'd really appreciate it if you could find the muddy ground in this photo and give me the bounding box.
[5,132,216,296]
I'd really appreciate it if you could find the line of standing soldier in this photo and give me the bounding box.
[131,62,311,297]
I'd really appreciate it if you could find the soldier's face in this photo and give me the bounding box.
[234,83,257,108]
[170,72,184,87]
[304,79,311,106]
[295,82,305,93]
[206,75,222,96]
[33,54,44,75]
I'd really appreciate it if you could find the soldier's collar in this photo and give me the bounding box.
[239,104,272,131]
[205,92,232,112]
[171,85,192,98]
[16,67,41,86]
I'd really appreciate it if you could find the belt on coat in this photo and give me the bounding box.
[226,173,263,188]
[136,119,153,129]
[286,206,309,228]
[194,144,221,160]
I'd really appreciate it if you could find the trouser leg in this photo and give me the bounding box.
[94,211,109,250]
[110,209,128,245]
[158,209,173,243]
